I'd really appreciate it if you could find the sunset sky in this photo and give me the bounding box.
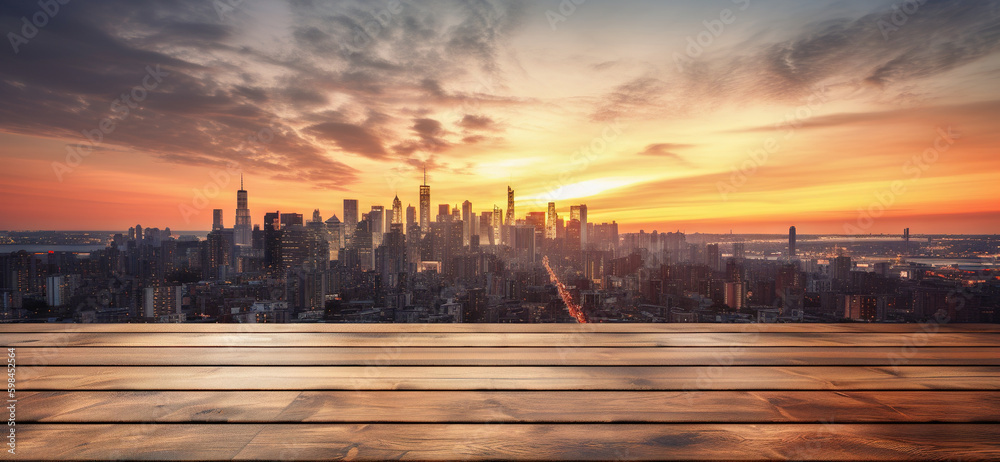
[1,0,999,234]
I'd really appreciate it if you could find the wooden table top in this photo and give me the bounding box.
[3,323,998,460]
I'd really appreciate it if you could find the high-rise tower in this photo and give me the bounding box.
[546,202,557,239]
[492,205,503,246]
[235,175,252,245]
[406,205,416,227]
[419,166,431,235]
[343,199,358,239]
[212,209,224,231]
[392,195,403,225]
[506,186,514,226]
[462,200,472,246]
[788,226,797,259]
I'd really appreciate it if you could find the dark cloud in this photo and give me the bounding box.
[0,0,361,188]
[305,122,388,159]
[0,0,532,191]
[457,114,500,131]
[413,118,445,140]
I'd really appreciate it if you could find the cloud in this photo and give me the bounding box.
[731,99,1000,134]
[457,114,500,131]
[589,0,1000,122]
[0,0,533,192]
[636,143,693,160]
[305,122,388,159]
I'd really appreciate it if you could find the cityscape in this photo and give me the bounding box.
[1,171,997,324]
[0,0,998,328]
[2,1,1000,460]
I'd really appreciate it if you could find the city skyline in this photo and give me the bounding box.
[2,1,1000,233]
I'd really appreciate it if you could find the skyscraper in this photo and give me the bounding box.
[392,195,403,225]
[506,186,514,226]
[788,226,797,258]
[343,200,358,240]
[462,200,472,246]
[732,241,746,261]
[263,212,281,271]
[234,175,251,246]
[406,205,416,227]
[546,202,557,239]
[212,209,224,231]
[370,205,384,246]
[492,205,503,246]
[706,243,721,272]
[324,215,342,260]
[419,166,430,235]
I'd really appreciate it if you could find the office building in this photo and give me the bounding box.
[343,199,358,240]
[419,167,431,234]
[234,175,252,245]
[789,226,797,258]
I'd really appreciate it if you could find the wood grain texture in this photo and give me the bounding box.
[4,323,999,333]
[6,331,999,347]
[16,365,1000,390]
[13,424,1000,460]
[15,391,1000,423]
[14,346,1000,366]
[5,324,998,461]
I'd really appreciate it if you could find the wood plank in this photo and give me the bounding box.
[13,346,1000,366]
[5,331,999,347]
[15,424,263,460]
[13,424,1000,460]
[4,323,999,333]
[15,391,1000,423]
[16,366,1000,390]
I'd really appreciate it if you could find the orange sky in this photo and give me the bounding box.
[1,0,998,234]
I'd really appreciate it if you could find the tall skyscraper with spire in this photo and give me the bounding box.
[392,195,403,225]
[419,166,431,235]
[234,175,252,245]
